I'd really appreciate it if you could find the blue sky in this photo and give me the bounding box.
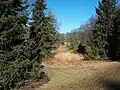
[46,0,98,33]
[28,0,120,33]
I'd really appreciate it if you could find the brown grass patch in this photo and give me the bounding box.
[38,62,120,90]
[43,52,84,66]
[23,45,120,90]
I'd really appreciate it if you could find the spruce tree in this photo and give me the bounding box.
[30,0,57,62]
[0,0,47,89]
[0,0,29,89]
[92,0,117,59]
[113,6,120,60]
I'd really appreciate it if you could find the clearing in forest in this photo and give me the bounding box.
[32,45,120,90]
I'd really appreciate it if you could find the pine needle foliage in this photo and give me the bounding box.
[0,0,56,89]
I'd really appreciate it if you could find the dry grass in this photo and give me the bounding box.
[42,45,84,66]
[37,62,120,90]
[43,52,84,66]
[37,45,120,90]
[22,45,120,90]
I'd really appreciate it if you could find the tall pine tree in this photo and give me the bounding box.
[0,0,30,89]
[0,0,48,89]
[30,0,57,62]
[113,6,120,60]
[92,0,117,59]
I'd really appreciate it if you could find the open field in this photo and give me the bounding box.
[37,62,120,90]
[22,45,120,90]
[36,45,120,90]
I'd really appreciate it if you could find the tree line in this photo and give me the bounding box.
[0,0,57,89]
[65,0,120,60]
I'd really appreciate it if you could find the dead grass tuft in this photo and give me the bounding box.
[42,45,84,66]
[43,52,84,66]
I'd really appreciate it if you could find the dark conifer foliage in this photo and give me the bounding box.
[0,0,30,89]
[30,0,57,61]
[92,0,117,59]
[0,0,56,89]
[113,6,120,60]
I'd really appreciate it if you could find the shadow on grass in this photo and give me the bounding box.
[104,80,120,90]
